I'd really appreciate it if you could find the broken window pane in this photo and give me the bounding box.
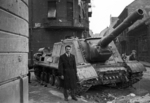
[48,1,57,18]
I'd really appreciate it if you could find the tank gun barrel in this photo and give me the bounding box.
[98,9,144,48]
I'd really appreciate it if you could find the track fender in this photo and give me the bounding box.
[127,61,146,73]
[77,64,98,81]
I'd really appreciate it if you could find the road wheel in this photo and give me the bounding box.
[34,66,41,81]
[49,75,55,86]
[43,72,48,87]
[40,72,45,85]
[55,76,61,88]
[116,82,131,89]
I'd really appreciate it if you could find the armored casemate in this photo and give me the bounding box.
[33,9,146,95]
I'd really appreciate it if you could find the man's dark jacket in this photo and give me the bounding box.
[58,53,78,89]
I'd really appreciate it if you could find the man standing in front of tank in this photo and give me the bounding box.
[58,45,78,101]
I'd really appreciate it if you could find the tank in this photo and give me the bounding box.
[33,9,146,95]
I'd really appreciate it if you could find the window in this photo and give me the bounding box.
[48,1,57,18]
[67,1,73,21]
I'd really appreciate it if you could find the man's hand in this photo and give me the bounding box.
[60,75,64,79]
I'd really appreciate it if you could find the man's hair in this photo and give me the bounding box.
[65,45,71,49]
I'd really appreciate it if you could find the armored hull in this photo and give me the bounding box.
[33,9,146,95]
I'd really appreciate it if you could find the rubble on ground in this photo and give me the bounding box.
[84,92,150,103]
[84,92,116,103]
[107,93,150,103]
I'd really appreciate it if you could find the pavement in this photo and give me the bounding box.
[29,80,95,103]
[29,80,150,103]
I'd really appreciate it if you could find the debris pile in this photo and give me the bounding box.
[84,93,116,103]
[84,92,150,103]
[108,93,150,103]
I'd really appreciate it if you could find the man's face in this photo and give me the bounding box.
[65,47,71,54]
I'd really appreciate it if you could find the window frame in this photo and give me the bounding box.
[47,0,57,19]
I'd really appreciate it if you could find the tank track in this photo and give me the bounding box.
[75,83,92,96]
[33,66,93,95]
[55,81,92,96]
[116,72,143,89]
[74,71,143,94]
[75,78,99,95]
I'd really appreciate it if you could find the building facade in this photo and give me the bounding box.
[29,0,92,63]
[115,0,150,62]
[0,0,28,103]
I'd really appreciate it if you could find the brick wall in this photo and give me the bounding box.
[29,0,90,64]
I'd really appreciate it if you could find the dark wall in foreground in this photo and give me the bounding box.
[0,0,28,103]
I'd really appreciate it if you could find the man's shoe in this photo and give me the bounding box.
[64,98,68,101]
[72,97,78,101]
